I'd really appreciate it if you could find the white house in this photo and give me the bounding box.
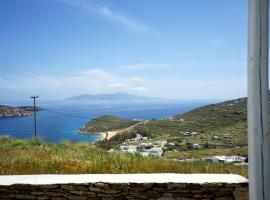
[223,134,232,138]
[191,144,200,149]
[134,134,143,141]
[212,135,220,140]
[142,136,149,140]
[181,132,188,136]
[137,142,154,150]
[140,152,150,157]
[178,119,185,123]
[120,146,137,153]
[211,156,246,164]
[168,116,175,121]
[153,140,167,147]
[146,148,163,157]
[191,132,198,136]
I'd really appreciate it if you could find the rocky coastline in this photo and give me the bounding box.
[0,105,37,118]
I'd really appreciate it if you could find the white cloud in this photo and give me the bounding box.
[98,6,147,32]
[59,0,148,32]
[0,68,246,101]
[141,77,247,100]
[121,63,169,71]
[0,68,146,100]
[108,83,124,89]
[131,86,148,93]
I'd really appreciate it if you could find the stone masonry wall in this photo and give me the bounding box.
[0,182,248,200]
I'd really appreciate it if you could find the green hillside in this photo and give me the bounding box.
[81,98,251,152]
[136,98,248,147]
[79,115,138,133]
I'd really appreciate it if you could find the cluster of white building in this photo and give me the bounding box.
[168,116,185,123]
[212,134,232,140]
[203,155,247,164]
[120,139,167,157]
[120,145,164,157]
[116,132,244,165]
[178,155,247,165]
[0,134,10,139]
[180,131,199,137]
[124,134,149,143]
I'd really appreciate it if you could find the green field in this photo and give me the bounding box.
[0,137,247,176]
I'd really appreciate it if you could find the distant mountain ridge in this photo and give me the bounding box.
[67,93,159,102]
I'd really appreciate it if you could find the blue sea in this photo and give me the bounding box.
[0,101,211,143]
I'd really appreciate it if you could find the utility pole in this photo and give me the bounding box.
[248,0,270,199]
[30,95,39,141]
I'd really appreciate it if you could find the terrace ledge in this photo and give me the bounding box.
[0,173,248,185]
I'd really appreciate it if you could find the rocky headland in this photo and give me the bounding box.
[0,105,39,118]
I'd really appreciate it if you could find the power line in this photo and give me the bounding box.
[0,127,84,134]
[0,106,90,134]
[42,108,90,120]
[0,128,34,132]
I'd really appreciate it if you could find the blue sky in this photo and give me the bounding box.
[0,0,247,100]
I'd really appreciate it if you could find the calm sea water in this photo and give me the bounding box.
[0,101,210,143]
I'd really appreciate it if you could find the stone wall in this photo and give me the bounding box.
[0,174,248,200]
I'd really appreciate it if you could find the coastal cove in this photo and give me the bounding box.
[0,101,207,143]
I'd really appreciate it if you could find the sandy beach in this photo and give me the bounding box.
[99,130,120,140]
[99,120,148,140]
[77,127,121,140]
[78,120,148,140]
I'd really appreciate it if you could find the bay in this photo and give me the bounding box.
[0,101,210,143]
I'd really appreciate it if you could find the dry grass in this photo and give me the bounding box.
[164,146,248,159]
[0,137,247,177]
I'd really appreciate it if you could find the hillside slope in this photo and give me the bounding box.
[79,115,139,133]
[134,98,249,147]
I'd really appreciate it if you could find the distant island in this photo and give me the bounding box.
[67,92,160,102]
[0,105,40,118]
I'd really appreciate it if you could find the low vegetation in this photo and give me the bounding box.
[0,137,247,177]
[79,115,138,133]
[88,98,250,155]
[135,98,248,146]
[164,146,248,160]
